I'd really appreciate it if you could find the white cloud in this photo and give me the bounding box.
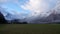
[21,0,56,18]
[0,0,58,22]
[53,0,60,14]
[20,0,58,22]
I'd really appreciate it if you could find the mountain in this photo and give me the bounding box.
[0,12,7,24]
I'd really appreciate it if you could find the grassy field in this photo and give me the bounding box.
[0,24,60,34]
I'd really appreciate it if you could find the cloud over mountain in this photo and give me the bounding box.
[0,0,60,23]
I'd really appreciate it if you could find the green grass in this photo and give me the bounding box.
[0,24,60,34]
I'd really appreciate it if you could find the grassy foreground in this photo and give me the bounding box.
[0,24,60,34]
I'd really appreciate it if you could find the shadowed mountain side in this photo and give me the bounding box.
[0,12,7,24]
[29,10,60,24]
[45,12,60,24]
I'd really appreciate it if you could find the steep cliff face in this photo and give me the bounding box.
[0,12,7,24]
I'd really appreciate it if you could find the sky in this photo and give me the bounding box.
[0,0,59,23]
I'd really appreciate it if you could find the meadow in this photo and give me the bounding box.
[0,24,60,34]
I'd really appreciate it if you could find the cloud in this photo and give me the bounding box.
[20,0,57,21]
[21,0,57,18]
[0,7,7,16]
[53,0,60,14]
[0,0,59,23]
[21,0,54,17]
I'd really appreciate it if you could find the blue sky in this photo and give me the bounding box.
[0,0,28,13]
[0,0,58,20]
